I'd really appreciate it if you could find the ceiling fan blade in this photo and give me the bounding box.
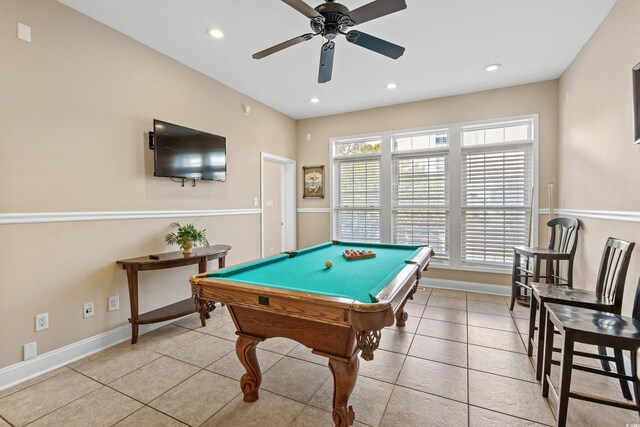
[253,33,317,59]
[345,30,405,59]
[282,0,325,21]
[318,41,335,83]
[348,0,407,25]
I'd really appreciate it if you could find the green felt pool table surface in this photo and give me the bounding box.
[206,241,424,303]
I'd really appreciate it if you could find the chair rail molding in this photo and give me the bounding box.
[553,209,640,223]
[0,209,261,225]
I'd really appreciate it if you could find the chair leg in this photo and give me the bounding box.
[546,259,554,284]
[632,351,640,417]
[536,300,547,381]
[527,295,537,357]
[556,332,575,427]
[542,311,556,398]
[614,348,632,400]
[510,253,519,311]
[598,346,612,372]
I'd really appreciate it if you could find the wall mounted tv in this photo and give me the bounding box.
[152,119,227,182]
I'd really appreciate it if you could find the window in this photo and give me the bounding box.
[333,139,381,243]
[461,120,533,265]
[392,131,450,258]
[331,116,536,270]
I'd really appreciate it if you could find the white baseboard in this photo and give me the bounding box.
[420,278,510,296]
[0,320,175,391]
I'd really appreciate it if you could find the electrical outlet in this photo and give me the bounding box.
[35,313,49,331]
[108,295,119,312]
[83,302,95,318]
[24,342,37,361]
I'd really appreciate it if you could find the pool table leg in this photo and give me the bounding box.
[236,334,263,402]
[395,284,416,327]
[328,355,359,427]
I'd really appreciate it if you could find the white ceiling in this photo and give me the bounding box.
[57,0,616,120]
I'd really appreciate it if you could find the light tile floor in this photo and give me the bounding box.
[1,287,639,426]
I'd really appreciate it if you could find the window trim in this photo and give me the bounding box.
[330,114,539,274]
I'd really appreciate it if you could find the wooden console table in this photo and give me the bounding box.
[116,245,231,344]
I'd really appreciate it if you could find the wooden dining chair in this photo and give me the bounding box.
[541,277,640,427]
[510,217,580,311]
[528,237,635,395]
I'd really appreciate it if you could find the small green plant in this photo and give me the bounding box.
[164,222,210,251]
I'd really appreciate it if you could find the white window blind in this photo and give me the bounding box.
[461,145,533,266]
[392,154,449,258]
[335,158,381,242]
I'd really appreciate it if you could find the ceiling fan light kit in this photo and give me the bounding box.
[253,0,407,83]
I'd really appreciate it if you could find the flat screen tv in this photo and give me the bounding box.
[153,119,226,182]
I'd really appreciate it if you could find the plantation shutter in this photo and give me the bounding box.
[461,146,533,266]
[335,158,381,242]
[392,154,449,258]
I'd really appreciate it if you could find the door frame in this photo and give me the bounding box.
[260,152,296,257]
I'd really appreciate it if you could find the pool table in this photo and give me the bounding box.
[190,240,433,427]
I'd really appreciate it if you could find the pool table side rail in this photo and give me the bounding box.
[345,263,416,331]
[190,275,357,326]
[350,246,432,329]
[206,254,289,277]
[376,245,433,302]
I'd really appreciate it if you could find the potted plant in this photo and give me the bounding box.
[164,222,210,254]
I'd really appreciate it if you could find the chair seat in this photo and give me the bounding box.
[546,303,640,343]
[513,245,572,259]
[532,283,614,307]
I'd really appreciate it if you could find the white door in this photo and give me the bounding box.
[261,153,296,257]
[262,161,283,256]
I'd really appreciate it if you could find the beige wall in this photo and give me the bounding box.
[558,0,640,314]
[296,81,559,286]
[0,0,296,368]
[262,161,282,256]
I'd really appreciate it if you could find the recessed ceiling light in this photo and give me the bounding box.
[485,63,502,72]
[310,97,320,103]
[386,83,398,90]
[208,28,224,39]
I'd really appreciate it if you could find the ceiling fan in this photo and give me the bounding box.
[253,0,407,83]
